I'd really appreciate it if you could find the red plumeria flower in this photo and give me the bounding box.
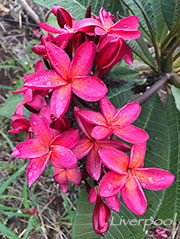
[155,229,168,239]
[53,166,82,193]
[72,107,130,180]
[94,7,141,40]
[24,207,37,215]
[99,143,175,215]
[77,96,149,143]
[24,41,108,118]
[89,186,121,212]
[11,114,79,187]
[39,6,101,37]
[88,186,111,236]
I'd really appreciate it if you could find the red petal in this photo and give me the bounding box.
[124,44,133,64]
[51,128,79,149]
[88,187,97,204]
[113,125,149,143]
[112,102,141,125]
[50,146,77,168]
[45,41,70,79]
[11,139,48,159]
[99,171,128,198]
[98,147,129,174]
[121,173,147,215]
[111,16,140,30]
[35,60,44,72]
[38,22,64,33]
[24,70,66,89]
[27,153,50,187]
[100,97,116,124]
[69,41,96,78]
[111,29,141,40]
[50,84,72,118]
[132,168,175,190]
[129,142,146,168]
[72,138,93,159]
[53,168,68,193]
[74,107,94,138]
[105,194,121,212]
[30,114,53,146]
[67,168,82,185]
[77,109,107,126]
[99,140,131,152]
[86,144,102,180]
[72,76,108,101]
[91,126,113,140]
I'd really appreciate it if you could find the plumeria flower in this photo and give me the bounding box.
[24,41,107,118]
[88,186,111,236]
[24,207,37,215]
[11,114,79,187]
[155,228,168,239]
[89,186,121,213]
[53,165,82,193]
[93,7,141,39]
[72,107,130,180]
[99,143,175,215]
[76,96,149,143]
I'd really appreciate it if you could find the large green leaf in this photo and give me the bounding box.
[72,94,178,239]
[157,96,180,220]
[106,81,134,108]
[161,0,179,29]
[33,0,125,20]
[109,66,139,81]
[172,86,180,112]
[127,37,156,70]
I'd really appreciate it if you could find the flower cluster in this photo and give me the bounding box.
[10,6,175,236]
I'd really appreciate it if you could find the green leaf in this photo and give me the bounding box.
[161,0,179,29]
[127,36,156,70]
[72,94,177,239]
[33,0,125,20]
[157,96,180,220]
[0,163,27,195]
[109,66,139,81]
[23,179,31,211]
[0,93,23,118]
[106,81,134,108]
[151,0,168,43]
[0,224,19,239]
[171,86,180,111]
[23,216,34,239]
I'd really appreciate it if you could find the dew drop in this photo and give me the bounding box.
[32,121,37,126]
[148,177,154,184]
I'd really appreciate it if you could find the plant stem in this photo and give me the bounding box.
[134,73,172,104]
[166,38,180,60]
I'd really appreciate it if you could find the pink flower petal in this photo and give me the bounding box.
[45,41,71,79]
[86,144,102,181]
[71,138,93,159]
[35,60,44,72]
[110,29,141,40]
[91,126,113,140]
[124,44,133,64]
[100,97,116,124]
[132,168,175,190]
[69,41,96,78]
[50,146,77,168]
[129,142,146,168]
[111,16,140,30]
[67,168,82,185]
[50,84,72,118]
[121,173,147,215]
[11,139,48,159]
[51,128,79,149]
[77,109,107,126]
[99,171,128,198]
[112,102,141,125]
[30,114,53,146]
[88,187,97,204]
[99,140,131,152]
[53,168,68,193]
[74,107,94,138]
[27,153,50,187]
[113,125,149,143]
[72,76,108,101]
[38,22,64,33]
[24,70,66,89]
[105,194,121,212]
[98,147,129,174]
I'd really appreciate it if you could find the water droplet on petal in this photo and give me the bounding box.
[32,121,37,126]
